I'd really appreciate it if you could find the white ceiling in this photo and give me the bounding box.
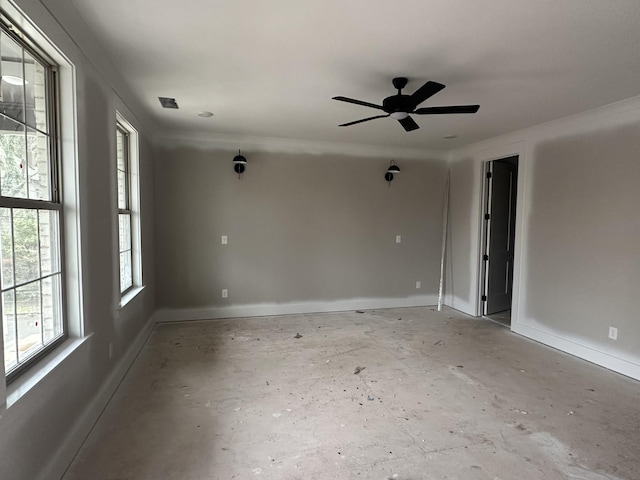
[67,0,640,151]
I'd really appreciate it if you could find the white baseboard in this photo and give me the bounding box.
[512,321,640,381]
[38,315,156,480]
[155,295,438,323]
[444,295,476,316]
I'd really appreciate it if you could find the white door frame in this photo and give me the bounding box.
[477,160,492,316]
[474,142,527,329]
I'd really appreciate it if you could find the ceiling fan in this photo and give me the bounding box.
[332,77,479,132]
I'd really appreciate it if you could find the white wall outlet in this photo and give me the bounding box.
[221,235,228,245]
[416,281,422,289]
[222,289,228,298]
[396,235,402,244]
[608,326,618,340]
[108,342,113,359]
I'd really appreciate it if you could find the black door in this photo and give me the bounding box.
[483,157,518,315]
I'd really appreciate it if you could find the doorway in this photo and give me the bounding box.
[480,156,518,325]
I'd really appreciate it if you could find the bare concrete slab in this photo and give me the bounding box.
[62,307,640,480]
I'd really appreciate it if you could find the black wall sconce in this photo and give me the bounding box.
[233,150,247,178]
[385,160,400,185]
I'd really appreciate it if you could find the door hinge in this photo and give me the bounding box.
[483,254,489,261]
[481,295,487,302]
[484,213,491,220]
[486,172,492,179]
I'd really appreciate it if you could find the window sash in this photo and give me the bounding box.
[0,15,60,201]
[0,16,64,382]
[116,123,133,294]
[118,211,132,294]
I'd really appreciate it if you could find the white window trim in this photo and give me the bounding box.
[0,0,84,409]
[115,112,142,309]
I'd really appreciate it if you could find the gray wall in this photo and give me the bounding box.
[155,146,447,312]
[0,1,156,479]
[525,124,640,356]
[446,99,640,378]
[445,156,480,313]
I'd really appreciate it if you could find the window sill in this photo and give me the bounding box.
[118,285,146,309]
[5,334,92,409]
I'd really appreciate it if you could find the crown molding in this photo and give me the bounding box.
[153,130,447,161]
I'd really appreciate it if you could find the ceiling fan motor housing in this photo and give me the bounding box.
[382,94,413,114]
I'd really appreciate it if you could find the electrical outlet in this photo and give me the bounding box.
[396,235,402,244]
[608,326,618,340]
[108,342,113,359]
[222,289,228,298]
[221,235,228,245]
[416,281,422,289]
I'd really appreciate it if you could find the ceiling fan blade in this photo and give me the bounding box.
[413,105,480,115]
[332,96,384,110]
[339,114,390,127]
[409,81,446,107]
[398,116,419,132]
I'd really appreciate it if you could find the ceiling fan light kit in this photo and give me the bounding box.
[333,77,479,132]
[390,111,409,120]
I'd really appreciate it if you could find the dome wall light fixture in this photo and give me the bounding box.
[385,160,400,186]
[233,149,247,178]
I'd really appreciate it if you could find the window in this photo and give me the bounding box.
[116,124,132,293]
[115,115,140,299]
[0,17,64,381]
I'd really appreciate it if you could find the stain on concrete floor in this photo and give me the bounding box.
[63,307,639,480]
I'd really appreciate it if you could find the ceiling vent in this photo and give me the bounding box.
[158,97,179,109]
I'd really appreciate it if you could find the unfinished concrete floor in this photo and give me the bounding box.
[63,307,640,480]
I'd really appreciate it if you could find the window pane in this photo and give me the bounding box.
[0,120,27,198]
[3,289,17,371]
[117,169,127,209]
[42,274,62,343]
[116,129,127,209]
[13,208,39,285]
[0,32,26,124]
[16,280,42,362]
[116,129,125,171]
[118,213,131,254]
[0,207,14,289]
[39,209,60,276]
[119,213,132,292]
[120,251,132,293]
[27,128,50,200]
[23,50,48,133]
